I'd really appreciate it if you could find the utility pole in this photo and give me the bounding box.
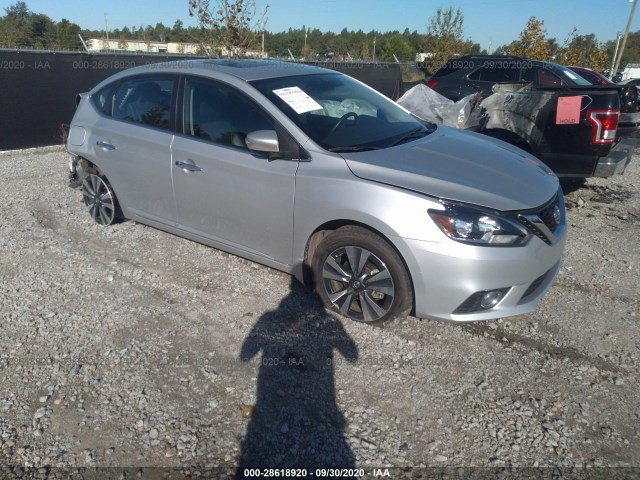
[613,0,638,77]
[103,12,109,50]
[610,32,623,78]
[373,36,376,62]
[261,5,269,56]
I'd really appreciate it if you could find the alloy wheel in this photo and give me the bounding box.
[82,174,117,225]
[321,246,395,323]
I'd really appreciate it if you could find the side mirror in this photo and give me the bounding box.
[246,130,279,154]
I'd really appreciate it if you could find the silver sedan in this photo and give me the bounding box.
[67,59,566,326]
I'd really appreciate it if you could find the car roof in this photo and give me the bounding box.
[121,58,334,82]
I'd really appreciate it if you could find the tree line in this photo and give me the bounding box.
[1,0,638,73]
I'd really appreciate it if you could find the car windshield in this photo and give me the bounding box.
[251,73,431,152]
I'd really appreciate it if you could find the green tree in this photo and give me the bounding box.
[172,20,186,42]
[587,44,609,72]
[424,7,465,73]
[30,13,55,48]
[555,29,609,70]
[507,17,551,60]
[380,33,412,62]
[188,0,257,57]
[616,31,640,66]
[0,1,31,47]
[56,18,81,50]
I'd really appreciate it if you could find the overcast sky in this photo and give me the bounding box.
[3,0,639,52]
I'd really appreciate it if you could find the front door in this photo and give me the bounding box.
[171,76,299,267]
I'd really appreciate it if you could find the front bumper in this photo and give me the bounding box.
[594,137,635,177]
[396,223,566,322]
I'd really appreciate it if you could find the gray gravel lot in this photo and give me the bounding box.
[0,146,639,478]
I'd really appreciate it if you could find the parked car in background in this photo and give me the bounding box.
[66,59,566,326]
[426,55,595,101]
[568,66,639,113]
[427,55,636,178]
[621,64,640,81]
[567,66,611,86]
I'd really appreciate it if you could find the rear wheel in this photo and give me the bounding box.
[312,226,412,326]
[81,173,121,225]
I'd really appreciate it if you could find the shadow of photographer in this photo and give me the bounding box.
[236,276,359,477]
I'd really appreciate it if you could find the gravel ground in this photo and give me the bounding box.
[0,146,639,479]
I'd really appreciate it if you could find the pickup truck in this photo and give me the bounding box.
[427,55,637,178]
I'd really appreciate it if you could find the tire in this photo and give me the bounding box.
[620,85,638,113]
[312,226,413,326]
[81,173,122,226]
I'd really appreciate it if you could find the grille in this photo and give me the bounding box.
[519,216,551,245]
[515,192,563,245]
[537,201,561,233]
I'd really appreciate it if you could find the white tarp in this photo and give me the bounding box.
[397,84,483,129]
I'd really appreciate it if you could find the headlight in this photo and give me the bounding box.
[428,204,529,246]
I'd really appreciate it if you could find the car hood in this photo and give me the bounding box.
[341,127,559,211]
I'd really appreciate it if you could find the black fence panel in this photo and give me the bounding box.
[305,61,404,101]
[0,50,402,150]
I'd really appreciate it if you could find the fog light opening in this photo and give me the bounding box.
[480,290,506,310]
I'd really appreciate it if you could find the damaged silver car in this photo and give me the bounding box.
[67,59,566,325]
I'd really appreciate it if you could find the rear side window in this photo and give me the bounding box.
[113,77,175,130]
[469,65,520,82]
[575,70,598,84]
[91,83,116,116]
[522,67,564,87]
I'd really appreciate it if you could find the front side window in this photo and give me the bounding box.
[113,76,175,129]
[182,77,273,149]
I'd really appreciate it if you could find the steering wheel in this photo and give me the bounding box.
[328,112,358,136]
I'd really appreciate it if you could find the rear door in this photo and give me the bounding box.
[89,74,177,224]
[170,75,299,266]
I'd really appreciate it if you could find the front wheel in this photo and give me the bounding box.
[312,226,413,326]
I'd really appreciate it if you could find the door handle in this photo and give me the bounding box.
[175,160,203,173]
[96,140,116,151]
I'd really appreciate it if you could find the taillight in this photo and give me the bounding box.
[426,78,438,89]
[586,109,619,144]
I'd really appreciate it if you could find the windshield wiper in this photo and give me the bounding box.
[328,146,381,152]
[388,126,431,147]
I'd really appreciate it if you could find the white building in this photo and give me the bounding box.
[87,38,201,55]
[86,38,268,58]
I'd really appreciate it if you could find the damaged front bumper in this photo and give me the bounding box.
[67,151,82,188]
